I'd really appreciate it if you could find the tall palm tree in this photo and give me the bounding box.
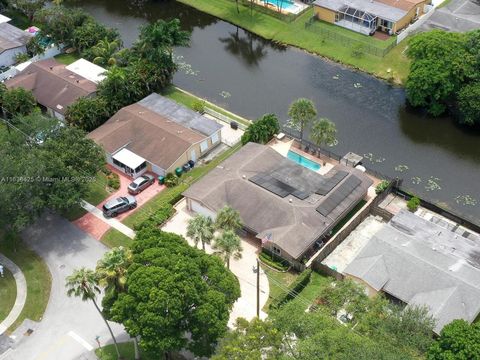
[186,214,215,251]
[65,268,121,359]
[212,230,243,269]
[96,246,132,293]
[215,206,243,232]
[92,38,120,67]
[288,98,317,144]
[310,118,337,163]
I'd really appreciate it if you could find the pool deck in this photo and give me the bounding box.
[254,0,308,15]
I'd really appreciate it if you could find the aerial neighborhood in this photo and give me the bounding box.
[0,0,479,359]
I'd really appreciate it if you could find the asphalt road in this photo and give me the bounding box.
[422,0,480,32]
[3,213,126,360]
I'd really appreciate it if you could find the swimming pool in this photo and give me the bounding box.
[287,151,321,171]
[264,0,298,11]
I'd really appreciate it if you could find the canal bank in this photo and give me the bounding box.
[74,0,480,227]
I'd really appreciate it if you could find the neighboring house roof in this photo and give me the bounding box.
[65,59,107,84]
[0,15,11,24]
[5,58,97,115]
[88,95,220,170]
[344,210,480,333]
[313,0,408,22]
[0,22,34,54]
[183,143,373,260]
[138,93,222,137]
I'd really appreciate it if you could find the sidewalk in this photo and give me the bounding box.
[0,254,27,334]
[80,201,135,239]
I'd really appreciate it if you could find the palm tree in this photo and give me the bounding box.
[310,118,337,164]
[96,246,132,293]
[186,214,215,251]
[92,38,120,67]
[66,268,121,359]
[287,98,317,144]
[215,206,243,232]
[212,230,243,269]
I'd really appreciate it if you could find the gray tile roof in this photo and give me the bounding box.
[138,93,222,137]
[313,0,407,22]
[344,210,480,333]
[0,22,34,54]
[183,143,372,260]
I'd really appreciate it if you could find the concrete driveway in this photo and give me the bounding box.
[162,200,269,325]
[3,213,126,360]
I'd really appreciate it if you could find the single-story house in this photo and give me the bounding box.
[89,93,223,178]
[0,20,34,67]
[183,143,373,268]
[344,210,480,333]
[313,0,430,35]
[5,58,99,120]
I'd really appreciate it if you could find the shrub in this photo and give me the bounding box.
[133,203,174,231]
[259,250,289,272]
[192,100,205,113]
[106,172,120,190]
[270,269,312,309]
[375,180,390,195]
[164,172,179,188]
[407,196,420,212]
[241,113,280,145]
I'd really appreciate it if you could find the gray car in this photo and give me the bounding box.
[127,174,155,195]
[102,195,137,217]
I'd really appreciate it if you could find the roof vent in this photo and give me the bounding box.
[49,66,53,70]
[242,175,246,179]
[289,198,293,203]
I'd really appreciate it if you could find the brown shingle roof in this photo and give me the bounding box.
[376,0,424,11]
[5,59,97,114]
[0,22,33,53]
[88,103,206,170]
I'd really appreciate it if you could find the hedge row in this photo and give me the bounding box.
[133,203,175,231]
[259,250,289,271]
[270,269,312,309]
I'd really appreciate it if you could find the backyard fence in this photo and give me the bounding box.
[304,16,397,57]
[235,0,311,23]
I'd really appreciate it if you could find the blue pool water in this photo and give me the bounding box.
[265,0,297,11]
[287,151,321,171]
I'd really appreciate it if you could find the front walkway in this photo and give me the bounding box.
[162,199,269,326]
[80,201,135,239]
[0,254,27,334]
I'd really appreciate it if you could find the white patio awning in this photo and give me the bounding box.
[112,148,146,170]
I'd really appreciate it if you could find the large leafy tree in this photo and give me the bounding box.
[212,230,243,269]
[10,0,45,21]
[72,21,120,55]
[187,214,215,251]
[241,113,280,145]
[288,98,317,142]
[65,268,121,359]
[65,97,110,131]
[1,87,37,118]
[428,320,480,360]
[0,114,104,231]
[110,227,240,358]
[458,82,480,125]
[90,38,121,67]
[215,205,243,232]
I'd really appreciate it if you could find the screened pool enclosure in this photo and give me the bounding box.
[335,5,378,35]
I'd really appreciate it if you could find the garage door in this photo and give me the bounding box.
[191,200,217,220]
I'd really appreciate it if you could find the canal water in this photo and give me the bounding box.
[76,0,480,224]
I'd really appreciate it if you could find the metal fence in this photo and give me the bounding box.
[304,16,397,57]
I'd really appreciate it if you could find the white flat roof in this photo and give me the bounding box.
[0,15,11,24]
[112,148,146,170]
[65,58,107,84]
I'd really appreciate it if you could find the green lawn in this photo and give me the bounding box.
[100,228,133,249]
[176,0,411,83]
[261,266,298,311]
[122,143,242,229]
[54,52,81,65]
[289,271,331,311]
[63,171,110,221]
[0,268,17,323]
[162,86,251,126]
[96,341,186,360]
[0,231,51,332]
